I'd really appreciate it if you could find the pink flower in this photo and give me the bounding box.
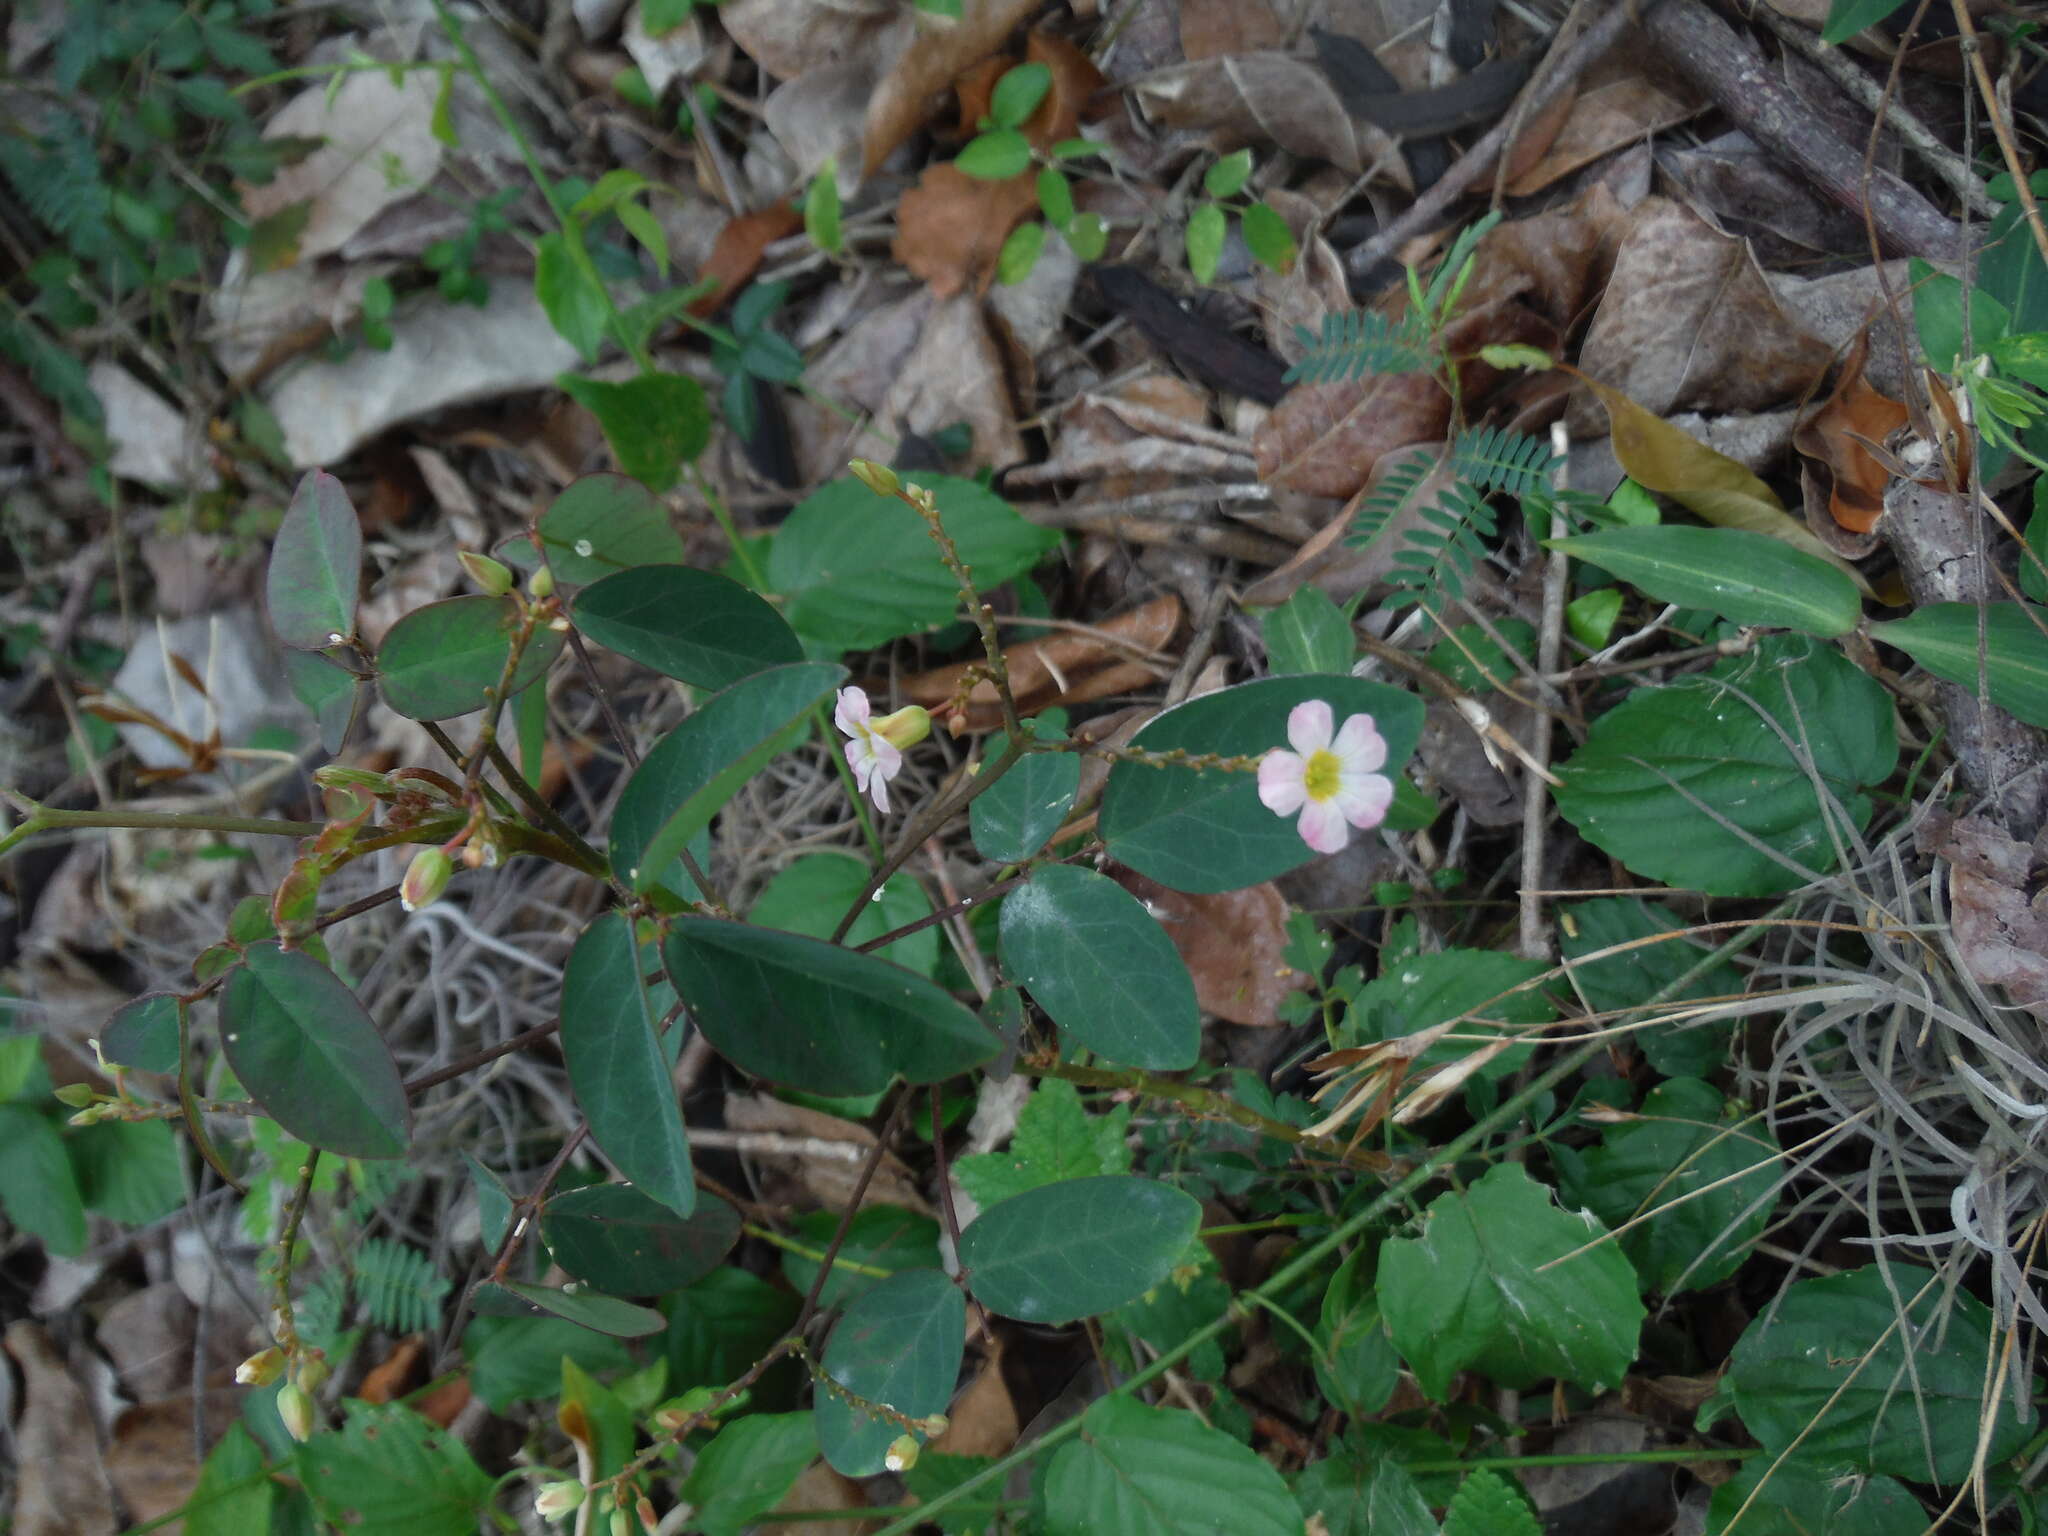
[1258,701,1393,855]
[833,688,930,813]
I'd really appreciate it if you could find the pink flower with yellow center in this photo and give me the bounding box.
[1257,700,1393,855]
[834,687,931,813]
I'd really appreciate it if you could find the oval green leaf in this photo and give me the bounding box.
[375,594,566,721]
[572,564,802,690]
[815,1267,965,1475]
[1553,635,1897,896]
[267,469,363,648]
[998,866,1198,1070]
[473,1278,666,1337]
[282,648,363,753]
[960,1175,1201,1324]
[969,724,1080,864]
[556,373,710,495]
[990,62,1052,128]
[661,918,996,1095]
[748,851,939,976]
[608,661,844,893]
[536,472,686,586]
[1550,526,1863,638]
[1242,200,1298,274]
[1100,675,1425,894]
[221,940,408,1159]
[1045,1395,1304,1536]
[543,1184,738,1294]
[955,128,1033,180]
[1874,601,2048,727]
[1186,202,1226,284]
[103,991,182,1074]
[560,911,694,1217]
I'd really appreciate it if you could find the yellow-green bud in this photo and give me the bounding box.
[635,1495,659,1532]
[276,1381,315,1442]
[53,1083,96,1108]
[67,1104,114,1127]
[313,765,393,796]
[919,1412,950,1437]
[610,1508,632,1536]
[527,564,556,601]
[235,1346,285,1387]
[400,847,453,913]
[883,1433,920,1473]
[848,458,900,497]
[459,550,515,596]
[873,704,932,752]
[295,1348,331,1393]
[533,1481,586,1521]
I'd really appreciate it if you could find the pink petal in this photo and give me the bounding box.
[870,735,903,781]
[1258,751,1308,815]
[1332,712,1386,774]
[1285,699,1334,757]
[869,772,891,813]
[1333,771,1394,830]
[835,687,870,737]
[1296,798,1350,855]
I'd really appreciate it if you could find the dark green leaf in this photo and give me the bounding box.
[2026,483,2048,604]
[103,991,181,1074]
[473,1279,666,1337]
[767,475,1058,653]
[683,1413,820,1536]
[1551,527,1863,637]
[998,865,1199,1069]
[0,1106,86,1255]
[662,918,996,1094]
[991,63,1053,128]
[463,1153,514,1250]
[544,1184,737,1293]
[1908,259,2011,371]
[1559,898,1742,1076]
[556,371,709,494]
[956,129,1034,180]
[665,1267,799,1390]
[1723,1264,2034,1481]
[374,594,566,721]
[1339,946,1555,1083]
[1186,203,1226,284]
[970,722,1080,863]
[960,1175,1201,1324]
[1101,675,1424,894]
[535,472,686,585]
[779,1205,942,1310]
[1425,618,1536,693]
[609,662,843,893]
[747,851,939,976]
[1821,0,1909,42]
[535,230,608,362]
[905,1453,1007,1536]
[1295,1449,1436,1536]
[1261,587,1354,675]
[1706,1460,1927,1535]
[221,941,408,1159]
[1315,1246,1398,1417]
[461,1314,631,1410]
[1874,601,2048,727]
[298,1403,492,1536]
[1044,1395,1304,1536]
[560,911,693,1216]
[266,470,362,648]
[1379,1163,1643,1400]
[1553,634,1897,896]
[816,1267,965,1474]
[281,649,361,753]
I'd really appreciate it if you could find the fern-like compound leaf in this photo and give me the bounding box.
[1284,309,1432,385]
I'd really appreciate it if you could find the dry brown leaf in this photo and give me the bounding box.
[764,63,871,187]
[1455,180,1632,330]
[724,1092,932,1213]
[897,593,1184,731]
[876,294,1025,471]
[774,1461,876,1535]
[1108,867,1308,1025]
[96,1283,245,1402]
[930,1340,1020,1459]
[719,0,893,81]
[1132,52,1406,184]
[690,204,804,319]
[1256,193,1351,368]
[358,1336,428,1405]
[103,1393,241,1529]
[862,0,1044,176]
[1928,812,2048,1022]
[893,164,1040,298]
[1242,444,1453,607]
[1794,330,1908,535]
[5,1321,118,1536]
[1506,66,1700,197]
[1570,198,1833,425]
[1179,0,1288,58]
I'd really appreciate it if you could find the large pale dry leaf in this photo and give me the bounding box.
[787,287,934,483]
[1108,867,1308,1025]
[623,4,708,95]
[1571,198,1832,424]
[205,262,393,381]
[1179,0,1287,58]
[89,363,217,490]
[1794,329,1907,536]
[1132,52,1405,184]
[239,71,444,263]
[876,294,1026,471]
[862,0,1044,175]
[1506,65,1700,197]
[5,1321,118,1536]
[719,0,892,80]
[1928,812,2048,1023]
[1242,443,1452,606]
[1456,180,1632,329]
[897,593,1184,730]
[1014,375,1224,496]
[764,63,870,187]
[724,1093,931,1213]
[96,1284,243,1402]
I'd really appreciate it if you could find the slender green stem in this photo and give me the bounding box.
[1030,1059,1382,1165]
[1406,1447,1756,1472]
[741,1223,890,1279]
[0,805,324,862]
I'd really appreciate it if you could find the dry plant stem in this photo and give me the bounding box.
[1949,0,2048,273]
[0,802,323,862]
[931,1086,966,1257]
[1643,0,1963,258]
[1344,0,1665,283]
[403,1019,562,1096]
[1518,432,1570,962]
[270,1149,321,1359]
[1749,0,1994,218]
[794,1093,914,1334]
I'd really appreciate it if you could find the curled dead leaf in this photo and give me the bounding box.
[893,164,1041,298]
[690,204,804,319]
[1794,330,1908,536]
[862,0,1045,176]
[1132,52,1407,186]
[1506,63,1700,197]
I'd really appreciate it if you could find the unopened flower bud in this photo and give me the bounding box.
[276,1381,315,1442]
[919,1412,950,1437]
[527,564,556,601]
[295,1349,331,1393]
[235,1346,285,1386]
[610,1508,632,1536]
[400,847,453,913]
[53,1083,96,1108]
[313,765,392,796]
[884,1433,920,1473]
[67,1104,112,1127]
[848,458,901,497]
[636,1495,658,1532]
[533,1481,586,1521]
[873,704,932,752]
[459,550,514,596]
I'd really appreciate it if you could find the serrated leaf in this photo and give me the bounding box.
[1443,1469,1540,1536]
[960,1176,1201,1324]
[1874,601,2048,727]
[267,470,362,648]
[0,1105,86,1255]
[187,1424,272,1536]
[221,941,408,1159]
[1044,1395,1304,1536]
[572,563,801,690]
[374,594,566,721]
[535,472,687,584]
[1559,898,1742,1076]
[298,1403,491,1536]
[557,371,710,494]
[1295,1448,1437,1536]
[1379,1163,1644,1400]
[816,1268,964,1475]
[953,1077,1131,1210]
[535,230,608,362]
[1340,945,1555,1083]
[1705,1460,1927,1535]
[1551,526,1863,637]
[999,865,1199,1069]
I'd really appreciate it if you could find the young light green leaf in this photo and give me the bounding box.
[990,62,1053,128]
[997,220,1047,285]
[1100,675,1425,894]
[816,1268,965,1475]
[953,1077,1131,1211]
[1036,167,1075,227]
[969,720,1080,863]
[663,918,996,1095]
[556,371,710,494]
[805,160,842,254]
[103,991,182,1074]
[0,1106,86,1256]
[748,851,939,976]
[473,1279,666,1337]
[571,564,802,689]
[1203,149,1253,199]
[1379,1163,1644,1401]
[1241,200,1297,274]
[534,229,609,363]
[1186,202,1226,284]
[609,662,843,893]
[1873,601,2048,727]
[998,865,1199,1070]
[1566,587,1624,649]
[1442,1469,1541,1536]
[1553,634,1898,896]
[222,941,408,1159]
[545,1185,738,1294]
[1821,0,1909,41]
[374,594,565,721]
[1043,1395,1304,1536]
[267,470,362,648]
[616,195,669,276]
[682,1413,820,1536]
[1261,586,1354,675]
[1064,212,1108,261]
[299,1403,492,1536]
[956,128,1034,180]
[560,910,694,1217]
[960,1176,1201,1324]
[1550,526,1863,637]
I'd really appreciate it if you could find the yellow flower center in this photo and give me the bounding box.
[1303,748,1342,802]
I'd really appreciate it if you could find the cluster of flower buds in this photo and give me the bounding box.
[235,1345,328,1442]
